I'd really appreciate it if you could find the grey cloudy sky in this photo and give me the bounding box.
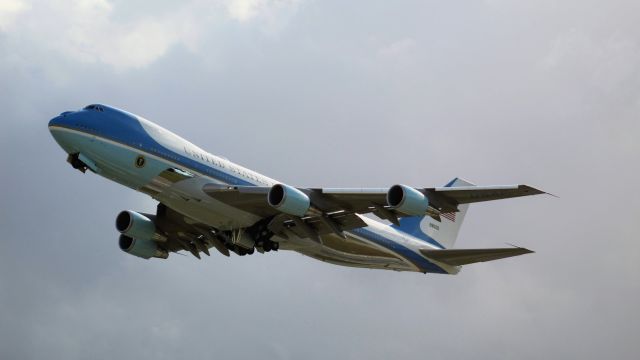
[1,0,639,359]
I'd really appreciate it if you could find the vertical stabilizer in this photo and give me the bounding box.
[393,178,472,249]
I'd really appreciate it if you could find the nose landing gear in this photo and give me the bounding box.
[66,153,99,173]
[67,153,88,173]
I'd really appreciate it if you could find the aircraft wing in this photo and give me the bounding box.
[150,203,232,259]
[425,185,547,210]
[202,182,547,240]
[313,184,547,213]
[419,247,534,266]
[202,184,437,228]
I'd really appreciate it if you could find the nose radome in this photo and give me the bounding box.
[48,115,62,128]
[48,110,76,128]
[48,113,78,154]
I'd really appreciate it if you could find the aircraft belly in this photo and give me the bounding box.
[289,233,416,272]
[300,249,415,271]
[320,233,401,259]
[64,131,166,189]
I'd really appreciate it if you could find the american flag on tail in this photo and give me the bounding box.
[441,212,456,222]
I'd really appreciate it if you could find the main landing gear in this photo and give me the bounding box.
[222,238,279,256]
[221,217,280,256]
[256,239,280,252]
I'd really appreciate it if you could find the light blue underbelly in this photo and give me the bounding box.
[52,128,166,190]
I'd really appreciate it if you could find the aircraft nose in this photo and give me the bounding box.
[48,115,62,128]
[48,111,75,128]
[48,112,79,154]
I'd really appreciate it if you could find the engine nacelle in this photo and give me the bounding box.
[386,184,429,216]
[115,210,166,242]
[267,184,310,217]
[119,235,168,259]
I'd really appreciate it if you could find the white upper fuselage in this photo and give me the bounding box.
[48,104,455,274]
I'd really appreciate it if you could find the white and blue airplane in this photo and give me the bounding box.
[48,104,546,274]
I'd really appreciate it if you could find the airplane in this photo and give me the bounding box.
[48,104,547,275]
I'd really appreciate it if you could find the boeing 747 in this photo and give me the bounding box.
[48,104,546,274]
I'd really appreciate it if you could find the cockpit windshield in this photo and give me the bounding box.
[83,104,105,112]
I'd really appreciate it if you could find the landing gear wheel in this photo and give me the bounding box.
[263,242,272,252]
[272,242,279,251]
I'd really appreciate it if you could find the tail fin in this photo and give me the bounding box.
[393,178,473,249]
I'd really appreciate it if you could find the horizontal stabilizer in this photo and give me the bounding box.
[420,247,534,266]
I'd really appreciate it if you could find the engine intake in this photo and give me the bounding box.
[267,184,310,217]
[387,184,429,216]
[115,210,166,242]
[119,235,168,259]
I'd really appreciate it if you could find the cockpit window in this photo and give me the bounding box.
[83,104,104,112]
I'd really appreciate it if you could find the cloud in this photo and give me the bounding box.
[227,0,300,24]
[227,0,266,21]
[0,0,30,30]
[377,38,417,58]
[0,0,302,70]
[60,2,182,69]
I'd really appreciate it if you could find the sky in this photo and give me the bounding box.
[1,0,639,359]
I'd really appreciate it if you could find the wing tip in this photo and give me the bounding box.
[521,185,558,198]
[505,243,535,254]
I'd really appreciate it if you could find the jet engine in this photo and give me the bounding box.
[119,235,168,259]
[267,184,310,217]
[386,184,429,216]
[115,210,166,242]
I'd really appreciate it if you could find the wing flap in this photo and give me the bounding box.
[202,184,277,217]
[419,247,534,266]
[282,213,368,239]
[309,188,388,213]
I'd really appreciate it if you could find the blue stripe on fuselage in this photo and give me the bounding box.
[391,216,445,249]
[50,106,255,186]
[350,228,447,274]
